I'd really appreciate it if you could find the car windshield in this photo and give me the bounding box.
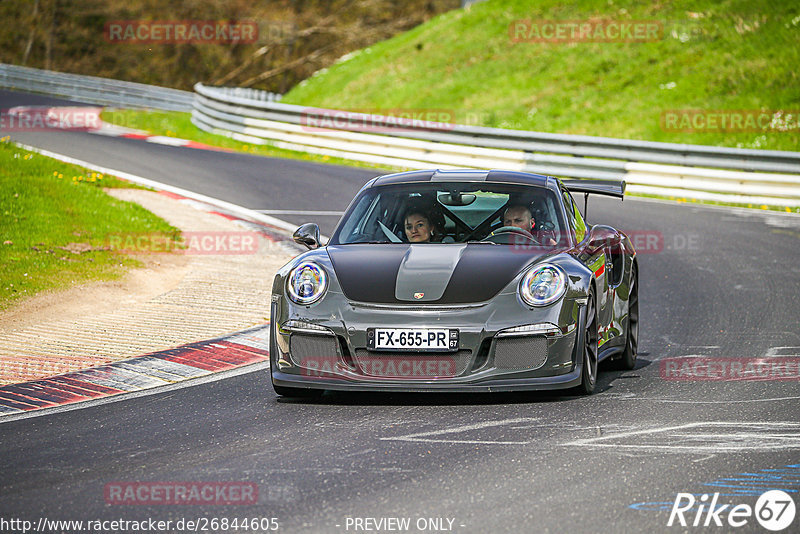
[330,182,566,246]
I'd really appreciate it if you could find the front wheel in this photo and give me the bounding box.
[574,289,598,395]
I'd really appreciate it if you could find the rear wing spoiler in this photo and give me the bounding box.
[562,179,626,199]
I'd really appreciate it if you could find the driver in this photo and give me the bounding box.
[503,204,535,232]
[502,204,556,245]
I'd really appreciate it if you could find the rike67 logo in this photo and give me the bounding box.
[668,490,796,531]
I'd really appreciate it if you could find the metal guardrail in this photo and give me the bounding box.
[1,64,797,205]
[200,86,282,103]
[193,83,800,207]
[0,63,194,112]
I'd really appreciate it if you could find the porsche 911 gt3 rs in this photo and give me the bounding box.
[270,169,638,396]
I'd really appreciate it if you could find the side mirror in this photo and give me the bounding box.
[586,225,620,253]
[293,223,321,250]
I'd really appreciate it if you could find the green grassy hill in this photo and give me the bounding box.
[283,0,800,151]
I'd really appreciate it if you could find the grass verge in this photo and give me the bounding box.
[628,192,800,213]
[0,138,179,311]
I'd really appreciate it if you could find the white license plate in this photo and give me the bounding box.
[367,328,458,352]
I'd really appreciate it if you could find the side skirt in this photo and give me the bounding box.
[598,345,624,363]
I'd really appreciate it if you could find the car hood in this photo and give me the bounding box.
[327,244,554,304]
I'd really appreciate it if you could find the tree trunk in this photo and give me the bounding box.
[22,0,40,66]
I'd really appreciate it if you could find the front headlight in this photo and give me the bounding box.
[519,264,567,307]
[287,261,328,304]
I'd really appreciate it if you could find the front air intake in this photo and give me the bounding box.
[289,333,339,368]
[353,349,472,378]
[493,337,548,370]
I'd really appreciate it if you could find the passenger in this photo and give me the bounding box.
[503,204,556,245]
[404,210,434,243]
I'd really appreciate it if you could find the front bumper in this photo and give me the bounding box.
[271,368,583,393]
[270,291,586,392]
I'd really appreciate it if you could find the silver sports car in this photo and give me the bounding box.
[270,169,638,396]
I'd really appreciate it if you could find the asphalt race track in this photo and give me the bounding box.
[1,90,799,533]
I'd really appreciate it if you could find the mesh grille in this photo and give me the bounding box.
[494,336,548,370]
[289,334,339,368]
[353,349,472,378]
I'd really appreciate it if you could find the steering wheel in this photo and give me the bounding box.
[481,226,540,244]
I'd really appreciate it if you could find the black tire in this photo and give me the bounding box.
[613,265,639,370]
[575,288,598,395]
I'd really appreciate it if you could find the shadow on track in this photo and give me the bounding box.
[276,357,652,406]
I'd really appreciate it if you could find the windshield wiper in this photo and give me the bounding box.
[465,240,496,245]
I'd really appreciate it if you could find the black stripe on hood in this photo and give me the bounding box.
[327,244,541,304]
